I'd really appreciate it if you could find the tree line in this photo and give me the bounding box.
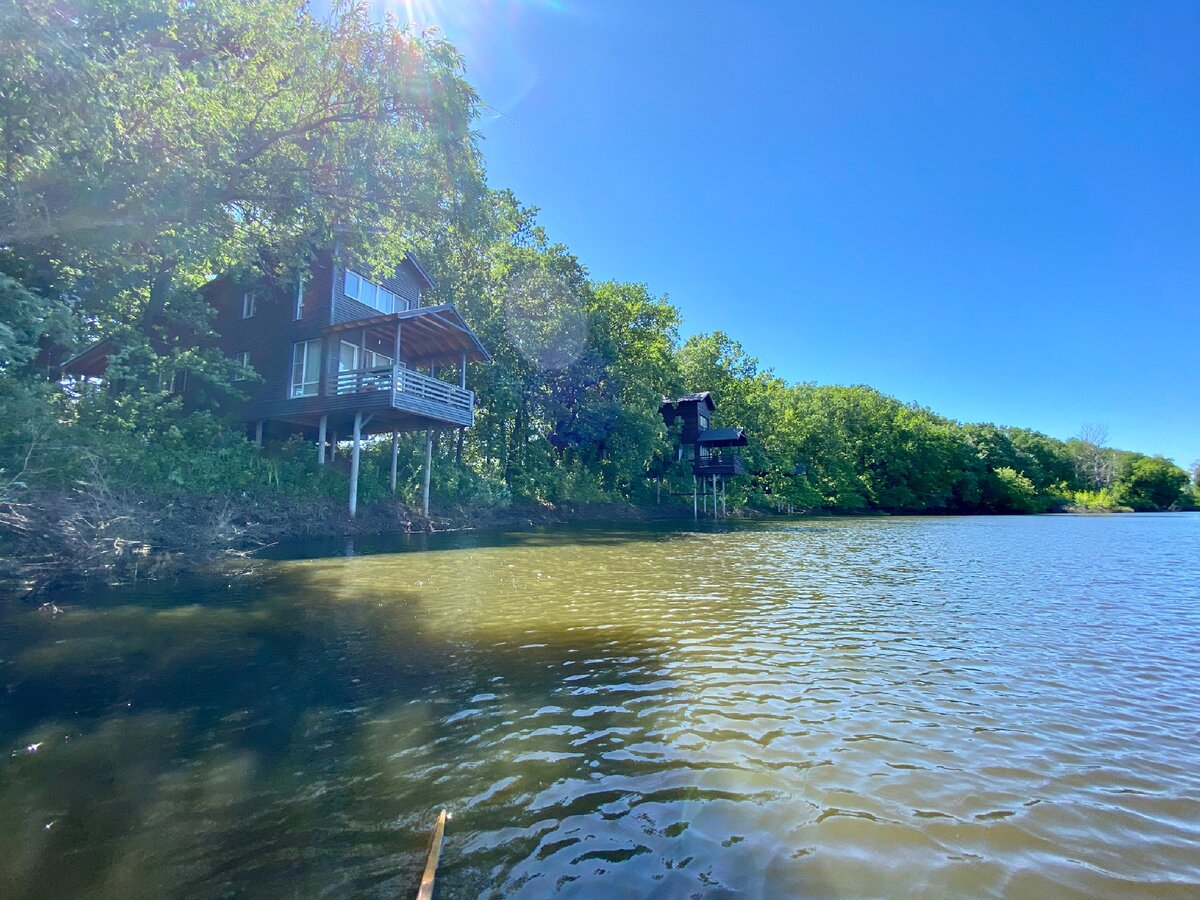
[1,0,1195,529]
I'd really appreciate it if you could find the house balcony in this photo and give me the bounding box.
[695,453,745,477]
[326,365,474,428]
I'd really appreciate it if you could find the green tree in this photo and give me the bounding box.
[1111,455,1189,511]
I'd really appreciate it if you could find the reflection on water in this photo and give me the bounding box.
[3,514,1199,897]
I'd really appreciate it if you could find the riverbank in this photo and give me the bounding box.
[3,485,1186,599]
[0,488,690,597]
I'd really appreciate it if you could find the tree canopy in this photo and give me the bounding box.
[1,0,1193,522]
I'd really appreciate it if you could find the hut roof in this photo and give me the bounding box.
[698,427,747,447]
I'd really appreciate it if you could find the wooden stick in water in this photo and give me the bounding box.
[415,808,448,900]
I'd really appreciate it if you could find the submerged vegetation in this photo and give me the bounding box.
[0,1,1195,579]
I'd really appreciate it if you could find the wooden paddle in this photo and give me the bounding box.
[415,808,449,900]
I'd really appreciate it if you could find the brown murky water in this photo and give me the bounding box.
[3,514,1199,897]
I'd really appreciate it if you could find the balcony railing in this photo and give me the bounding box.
[330,365,473,416]
[695,452,746,475]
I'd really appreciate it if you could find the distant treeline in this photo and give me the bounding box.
[1,0,1195,529]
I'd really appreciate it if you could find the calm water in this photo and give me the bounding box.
[2,514,1199,898]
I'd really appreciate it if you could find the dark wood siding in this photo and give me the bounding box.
[210,262,331,419]
[332,259,424,327]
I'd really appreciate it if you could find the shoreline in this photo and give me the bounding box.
[0,488,1170,599]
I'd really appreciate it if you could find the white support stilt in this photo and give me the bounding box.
[422,429,433,517]
[722,476,726,517]
[390,431,399,493]
[255,420,264,447]
[317,415,327,465]
[693,476,698,519]
[712,474,718,519]
[348,412,363,517]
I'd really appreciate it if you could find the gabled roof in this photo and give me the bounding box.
[326,304,490,365]
[404,254,436,291]
[660,391,716,413]
[60,337,115,378]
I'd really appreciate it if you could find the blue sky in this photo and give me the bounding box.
[383,1,1198,466]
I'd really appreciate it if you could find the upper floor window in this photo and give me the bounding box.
[242,292,258,319]
[698,414,710,432]
[344,269,409,314]
[294,279,305,320]
[291,340,322,398]
[233,351,251,381]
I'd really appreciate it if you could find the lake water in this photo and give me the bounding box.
[2,514,1199,897]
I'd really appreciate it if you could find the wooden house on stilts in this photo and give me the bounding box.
[659,392,748,518]
[63,249,490,517]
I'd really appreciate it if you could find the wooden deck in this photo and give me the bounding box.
[695,453,746,476]
[253,365,473,434]
[330,365,473,427]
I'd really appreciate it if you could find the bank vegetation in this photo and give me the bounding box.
[2,1,1196,587]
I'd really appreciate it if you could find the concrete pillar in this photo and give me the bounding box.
[712,474,718,519]
[460,351,467,389]
[693,476,698,520]
[348,411,362,517]
[422,430,434,517]
[254,420,264,447]
[722,476,727,517]
[390,431,399,493]
[317,415,327,465]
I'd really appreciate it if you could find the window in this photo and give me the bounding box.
[290,340,321,397]
[365,349,393,369]
[338,340,361,372]
[233,351,251,381]
[344,268,405,314]
[294,279,305,320]
[699,414,710,431]
[242,292,257,319]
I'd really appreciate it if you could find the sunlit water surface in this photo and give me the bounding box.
[3,514,1199,897]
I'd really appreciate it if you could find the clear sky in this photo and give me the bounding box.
[381,1,1199,467]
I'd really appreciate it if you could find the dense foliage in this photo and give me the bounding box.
[1,0,1194,531]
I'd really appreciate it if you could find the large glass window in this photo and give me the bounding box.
[338,340,361,372]
[242,292,257,319]
[344,269,407,314]
[290,340,321,397]
[233,351,251,381]
[365,349,393,369]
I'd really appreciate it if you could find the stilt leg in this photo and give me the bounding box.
[422,429,433,517]
[390,431,399,493]
[318,415,327,465]
[348,412,362,517]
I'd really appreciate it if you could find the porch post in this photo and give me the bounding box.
[255,420,264,446]
[349,411,362,517]
[317,415,327,465]
[390,431,399,493]
[460,351,467,389]
[422,429,434,517]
